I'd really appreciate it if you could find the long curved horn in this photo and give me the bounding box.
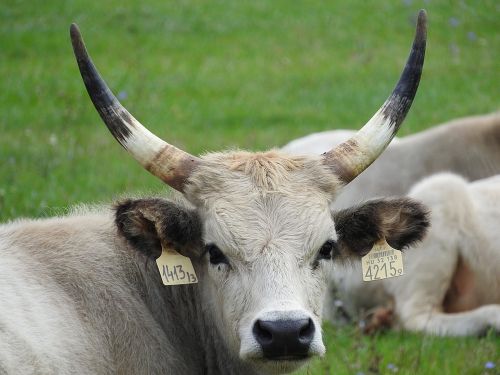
[323,10,427,184]
[70,24,200,192]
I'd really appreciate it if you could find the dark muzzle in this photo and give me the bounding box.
[252,318,315,360]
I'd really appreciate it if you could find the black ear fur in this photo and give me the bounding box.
[115,198,202,259]
[334,197,430,257]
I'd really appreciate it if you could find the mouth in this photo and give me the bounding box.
[248,356,312,374]
[262,355,310,361]
[243,352,311,361]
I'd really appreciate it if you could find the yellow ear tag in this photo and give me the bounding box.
[156,245,198,286]
[361,238,404,282]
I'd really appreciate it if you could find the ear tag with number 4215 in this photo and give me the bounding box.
[361,238,404,282]
[156,245,198,286]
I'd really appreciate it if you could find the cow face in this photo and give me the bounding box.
[116,151,429,374]
[185,152,338,373]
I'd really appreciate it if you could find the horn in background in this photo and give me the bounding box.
[323,10,427,184]
[70,24,200,192]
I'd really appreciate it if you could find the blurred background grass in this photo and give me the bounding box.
[1,0,498,220]
[0,1,499,373]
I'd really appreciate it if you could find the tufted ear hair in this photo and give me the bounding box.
[115,198,203,260]
[333,197,430,258]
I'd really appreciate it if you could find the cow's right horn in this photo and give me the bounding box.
[322,10,427,185]
[70,24,200,193]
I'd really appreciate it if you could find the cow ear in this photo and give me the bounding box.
[115,198,202,260]
[333,197,429,258]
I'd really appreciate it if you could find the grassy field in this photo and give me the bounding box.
[1,0,499,373]
[299,324,498,375]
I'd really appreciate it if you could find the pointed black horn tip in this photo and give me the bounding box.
[417,9,427,23]
[70,23,80,41]
[69,23,86,54]
[416,10,427,40]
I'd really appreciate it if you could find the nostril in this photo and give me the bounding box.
[252,318,315,359]
[298,318,315,344]
[253,320,273,345]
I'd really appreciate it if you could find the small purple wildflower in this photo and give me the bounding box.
[485,361,495,369]
[467,31,477,41]
[118,91,128,100]
[387,363,399,372]
[449,17,460,27]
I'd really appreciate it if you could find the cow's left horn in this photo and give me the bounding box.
[323,10,427,184]
[70,24,200,193]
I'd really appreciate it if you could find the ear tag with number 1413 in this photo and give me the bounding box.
[362,239,404,282]
[156,245,198,286]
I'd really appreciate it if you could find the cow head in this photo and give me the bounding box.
[72,10,428,374]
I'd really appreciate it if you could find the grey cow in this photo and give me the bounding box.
[0,11,429,375]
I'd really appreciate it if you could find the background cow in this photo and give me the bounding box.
[373,173,500,335]
[283,113,500,325]
[0,12,428,375]
[283,112,500,209]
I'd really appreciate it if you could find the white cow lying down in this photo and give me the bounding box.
[338,173,500,336]
[283,112,500,334]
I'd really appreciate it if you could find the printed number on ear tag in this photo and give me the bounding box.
[156,246,198,286]
[361,239,404,282]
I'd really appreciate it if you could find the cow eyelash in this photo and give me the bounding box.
[205,244,229,265]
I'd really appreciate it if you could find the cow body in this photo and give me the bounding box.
[381,174,500,335]
[283,112,500,326]
[317,173,500,336]
[0,209,259,374]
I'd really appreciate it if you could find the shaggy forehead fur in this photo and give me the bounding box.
[183,150,342,261]
[186,150,341,197]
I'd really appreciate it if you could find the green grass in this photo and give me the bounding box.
[299,324,499,374]
[1,1,499,373]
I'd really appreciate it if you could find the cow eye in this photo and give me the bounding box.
[205,244,229,265]
[317,240,336,261]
